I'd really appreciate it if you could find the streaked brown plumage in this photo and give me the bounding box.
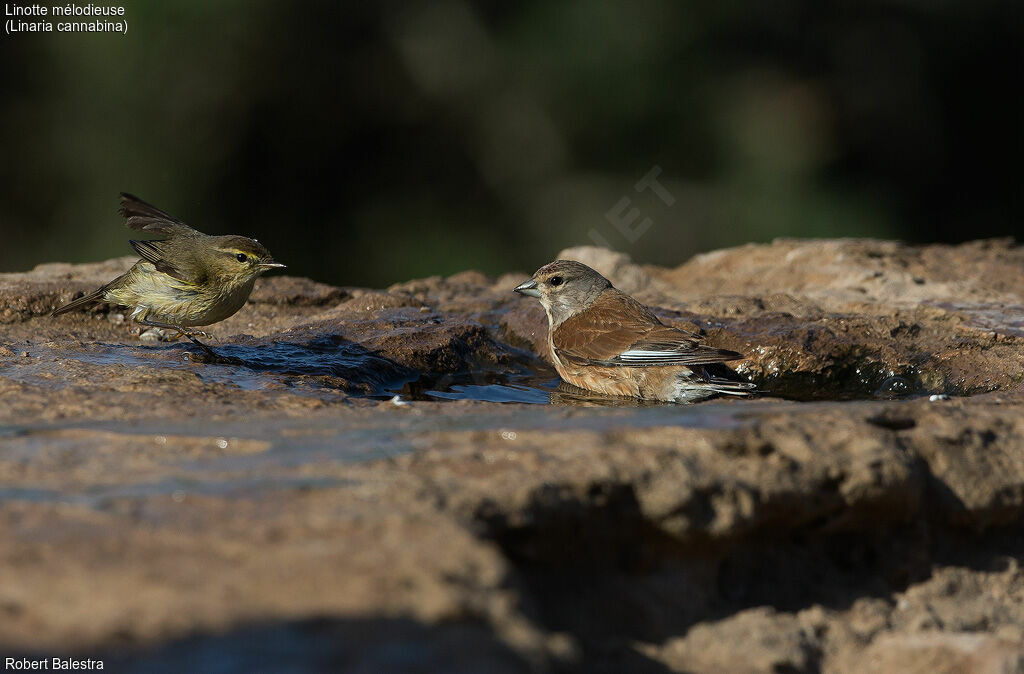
[514,260,754,403]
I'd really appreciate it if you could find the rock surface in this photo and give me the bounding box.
[1,239,1023,672]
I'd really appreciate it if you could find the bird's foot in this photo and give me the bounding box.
[133,320,218,361]
[137,327,215,344]
[180,328,216,341]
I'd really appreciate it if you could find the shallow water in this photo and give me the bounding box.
[0,475,351,507]
[2,339,661,407]
[0,329,936,515]
[424,382,554,404]
[1,335,932,409]
[0,391,798,510]
[3,340,415,397]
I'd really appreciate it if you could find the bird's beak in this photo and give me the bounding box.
[514,279,541,297]
[259,262,287,270]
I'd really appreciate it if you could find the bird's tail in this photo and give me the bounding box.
[51,287,106,316]
[704,379,758,396]
[689,363,759,397]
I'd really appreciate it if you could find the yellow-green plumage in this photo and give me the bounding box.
[104,260,259,327]
[52,194,285,344]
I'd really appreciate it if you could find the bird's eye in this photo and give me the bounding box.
[236,253,248,263]
[549,276,563,287]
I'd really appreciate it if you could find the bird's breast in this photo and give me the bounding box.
[182,277,257,325]
[109,265,257,327]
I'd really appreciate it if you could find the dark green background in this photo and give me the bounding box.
[1,1,1020,287]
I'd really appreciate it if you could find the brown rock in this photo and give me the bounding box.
[1,239,1024,671]
[651,608,819,673]
[851,633,1024,674]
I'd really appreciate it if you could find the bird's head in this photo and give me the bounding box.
[514,259,611,325]
[204,236,286,286]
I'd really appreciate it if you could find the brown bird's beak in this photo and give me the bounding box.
[259,261,287,270]
[514,278,541,298]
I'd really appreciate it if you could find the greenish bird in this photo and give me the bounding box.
[52,193,285,353]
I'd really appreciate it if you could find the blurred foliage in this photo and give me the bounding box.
[0,0,1020,286]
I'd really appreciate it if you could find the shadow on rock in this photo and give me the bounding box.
[18,617,537,674]
[178,312,548,399]
[180,334,419,395]
[483,506,1024,671]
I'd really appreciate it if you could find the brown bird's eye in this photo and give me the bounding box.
[549,276,563,287]
[236,253,248,263]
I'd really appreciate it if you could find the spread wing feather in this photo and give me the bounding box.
[553,290,745,367]
[119,193,199,238]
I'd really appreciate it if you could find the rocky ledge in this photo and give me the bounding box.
[1,239,1023,672]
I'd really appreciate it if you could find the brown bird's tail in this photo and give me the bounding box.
[703,378,758,396]
[685,363,759,399]
[51,287,106,316]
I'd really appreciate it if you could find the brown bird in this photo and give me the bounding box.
[514,260,755,403]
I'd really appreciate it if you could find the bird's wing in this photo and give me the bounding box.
[553,290,744,367]
[603,326,745,365]
[128,239,199,283]
[119,193,200,238]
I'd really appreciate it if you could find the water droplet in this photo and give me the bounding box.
[875,376,912,399]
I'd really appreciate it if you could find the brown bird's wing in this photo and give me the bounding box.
[553,290,744,367]
[119,193,200,238]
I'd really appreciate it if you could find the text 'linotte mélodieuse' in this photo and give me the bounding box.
[5,3,127,34]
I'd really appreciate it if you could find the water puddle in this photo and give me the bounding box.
[389,365,562,404]
[2,330,928,514]
[425,383,553,404]
[1,339,417,397]
[0,476,350,507]
[0,336,938,407]
[6,338,694,408]
[0,395,792,510]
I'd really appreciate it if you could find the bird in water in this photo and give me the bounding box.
[514,260,755,403]
[52,193,285,355]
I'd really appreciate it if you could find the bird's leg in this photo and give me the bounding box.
[179,328,215,340]
[136,318,218,357]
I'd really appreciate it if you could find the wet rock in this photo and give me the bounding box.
[643,238,1024,398]
[499,300,548,360]
[248,275,351,306]
[906,405,1024,528]
[0,257,135,323]
[1,239,1024,670]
